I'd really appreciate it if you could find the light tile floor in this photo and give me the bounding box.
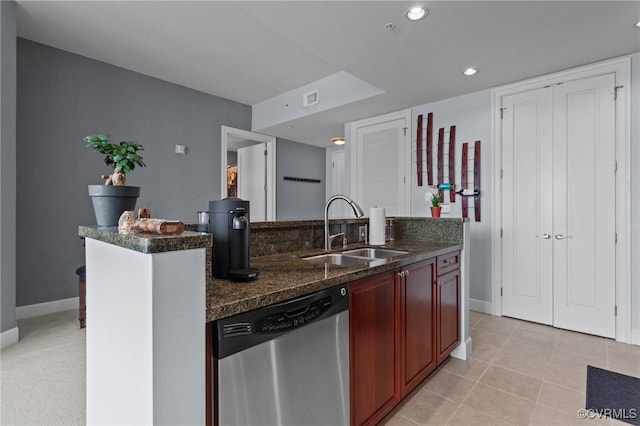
[3,310,638,425]
[383,311,640,426]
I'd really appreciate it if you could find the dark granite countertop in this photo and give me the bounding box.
[79,224,462,324]
[206,240,461,322]
[78,225,212,254]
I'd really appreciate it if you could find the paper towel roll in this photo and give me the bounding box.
[369,207,386,245]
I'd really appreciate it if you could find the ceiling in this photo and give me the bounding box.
[16,1,640,147]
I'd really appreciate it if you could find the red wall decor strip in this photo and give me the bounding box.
[416,114,423,186]
[437,128,445,202]
[426,113,433,186]
[474,140,481,222]
[461,142,468,218]
[448,126,456,203]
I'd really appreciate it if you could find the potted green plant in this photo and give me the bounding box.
[84,134,145,226]
[430,192,442,218]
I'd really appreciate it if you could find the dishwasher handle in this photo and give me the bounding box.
[285,305,309,318]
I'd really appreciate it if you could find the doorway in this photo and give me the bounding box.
[220,126,276,222]
[492,58,631,342]
[350,110,411,216]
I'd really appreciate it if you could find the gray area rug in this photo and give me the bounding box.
[586,365,640,425]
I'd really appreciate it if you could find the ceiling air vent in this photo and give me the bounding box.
[303,90,319,107]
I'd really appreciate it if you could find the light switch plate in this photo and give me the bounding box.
[441,204,451,214]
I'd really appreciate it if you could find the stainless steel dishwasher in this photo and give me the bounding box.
[213,284,349,426]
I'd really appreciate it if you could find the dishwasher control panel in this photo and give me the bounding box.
[257,297,331,333]
[213,284,349,359]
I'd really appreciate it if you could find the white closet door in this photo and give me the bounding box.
[237,144,266,222]
[352,118,409,216]
[552,74,616,338]
[501,87,554,325]
[501,73,617,338]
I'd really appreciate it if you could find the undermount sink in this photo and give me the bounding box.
[341,248,409,258]
[302,253,375,266]
[302,248,409,266]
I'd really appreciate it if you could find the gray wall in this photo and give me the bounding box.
[1,1,17,334]
[16,39,251,307]
[276,138,326,220]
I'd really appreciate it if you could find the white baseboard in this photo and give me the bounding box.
[16,297,79,320]
[451,336,472,361]
[1,326,19,349]
[469,298,492,314]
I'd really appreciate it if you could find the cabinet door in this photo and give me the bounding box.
[436,269,460,364]
[400,259,436,396]
[349,271,399,426]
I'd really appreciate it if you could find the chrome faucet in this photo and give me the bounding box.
[324,195,365,251]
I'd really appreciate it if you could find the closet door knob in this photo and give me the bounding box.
[555,234,572,240]
[540,233,551,239]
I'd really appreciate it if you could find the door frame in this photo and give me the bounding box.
[349,109,411,216]
[330,149,345,218]
[220,126,277,221]
[491,56,632,343]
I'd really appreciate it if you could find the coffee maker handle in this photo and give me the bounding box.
[232,215,248,230]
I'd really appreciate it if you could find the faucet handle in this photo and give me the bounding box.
[328,232,345,249]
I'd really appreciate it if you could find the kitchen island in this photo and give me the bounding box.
[80,217,471,425]
[79,226,211,426]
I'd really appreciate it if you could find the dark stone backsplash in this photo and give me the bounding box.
[188,217,465,257]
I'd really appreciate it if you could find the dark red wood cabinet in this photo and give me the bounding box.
[399,259,437,396]
[350,252,460,426]
[349,270,400,426]
[435,253,461,364]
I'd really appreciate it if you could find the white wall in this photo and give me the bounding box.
[630,52,640,339]
[341,53,640,332]
[410,90,493,305]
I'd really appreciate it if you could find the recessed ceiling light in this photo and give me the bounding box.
[331,137,346,145]
[635,19,640,28]
[406,7,427,21]
[463,68,478,76]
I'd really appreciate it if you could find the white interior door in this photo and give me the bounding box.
[501,87,554,325]
[351,112,410,216]
[552,74,616,338]
[501,73,617,338]
[238,143,267,222]
[220,126,276,222]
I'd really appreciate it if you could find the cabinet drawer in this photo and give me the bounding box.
[437,251,460,275]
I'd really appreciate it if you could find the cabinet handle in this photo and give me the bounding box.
[539,233,551,239]
[405,270,410,277]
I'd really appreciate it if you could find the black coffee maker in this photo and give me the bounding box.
[209,198,259,281]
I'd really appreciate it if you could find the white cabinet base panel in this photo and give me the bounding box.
[85,239,205,425]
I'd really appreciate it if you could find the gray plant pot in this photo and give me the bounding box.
[88,185,140,227]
